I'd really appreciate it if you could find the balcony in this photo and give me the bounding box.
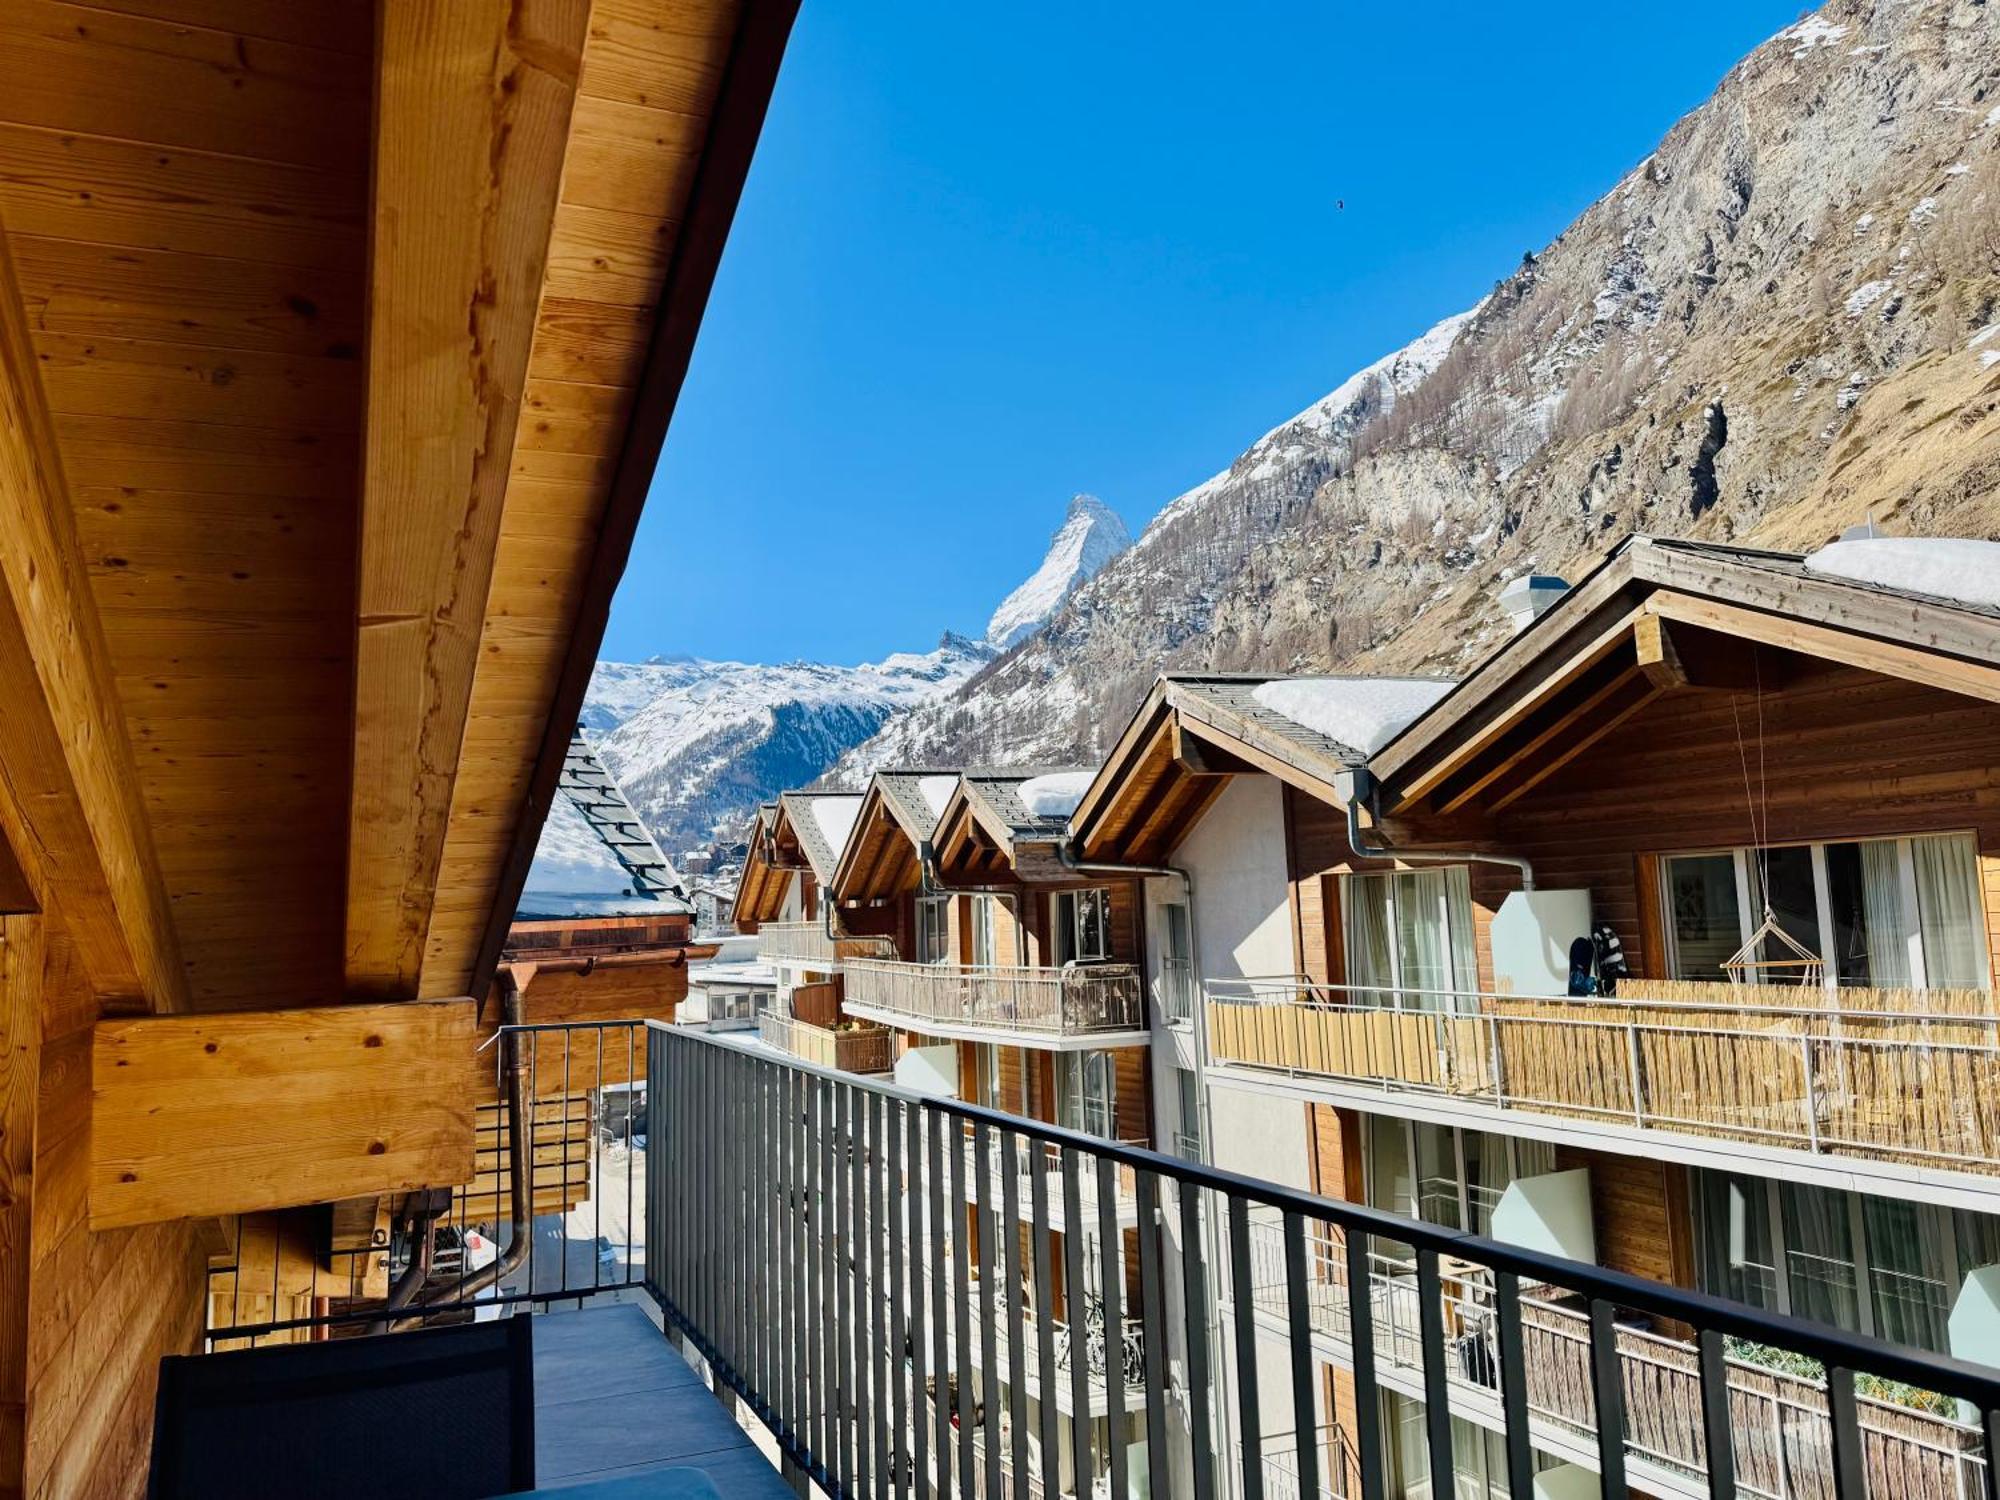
[758,1011,895,1074]
[842,957,1146,1041]
[177,1020,2000,1500]
[1241,1219,1985,1500]
[753,919,898,966]
[1205,978,2000,1183]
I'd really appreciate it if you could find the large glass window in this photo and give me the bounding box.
[1058,1050,1117,1139]
[1367,1117,1548,1238]
[1695,1167,2000,1352]
[1053,887,1112,964]
[914,895,949,965]
[1343,867,1477,1008]
[1664,834,1988,991]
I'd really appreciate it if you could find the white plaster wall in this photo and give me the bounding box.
[1173,775,1293,985]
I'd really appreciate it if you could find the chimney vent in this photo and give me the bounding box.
[1499,574,1569,634]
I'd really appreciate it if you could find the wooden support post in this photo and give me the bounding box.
[0,914,42,1497]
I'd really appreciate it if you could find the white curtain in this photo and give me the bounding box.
[1445,866,1478,1009]
[1396,870,1451,1007]
[1344,875,1395,1004]
[1913,834,1985,989]
[1858,839,1913,987]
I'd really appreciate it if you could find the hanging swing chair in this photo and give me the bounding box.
[1722,907,1824,990]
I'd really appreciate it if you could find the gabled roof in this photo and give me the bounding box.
[933,767,1094,885]
[729,805,790,931]
[1070,673,1453,864]
[517,732,687,920]
[828,770,960,904]
[1370,533,2000,817]
[775,791,865,884]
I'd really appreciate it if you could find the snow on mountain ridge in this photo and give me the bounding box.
[984,494,1132,649]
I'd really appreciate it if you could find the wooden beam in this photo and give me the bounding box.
[1488,676,1665,812]
[90,999,476,1230]
[461,0,804,997]
[1434,659,1643,815]
[0,224,186,1013]
[1383,605,1643,812]
[1634,611,1687,691]
[1650,592,2000,707]
[0,914,41,1493]
[345,1,591,1000]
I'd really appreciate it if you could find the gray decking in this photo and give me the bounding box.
[532,1300,793,1495]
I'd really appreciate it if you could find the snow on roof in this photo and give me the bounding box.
[1017,770,1095,819]
[1252,677,1457,756]
[809,794,863,861]
[1803,537,2000,611]
[918,774,958,817]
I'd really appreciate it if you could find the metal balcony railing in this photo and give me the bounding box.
[646,1022,2000,1500]
[1206,978,2000,1174]
[1241,1218,1986,1500]
[758,1012,895,1074]
[841,957,1145,1036]
[754,920,898,965]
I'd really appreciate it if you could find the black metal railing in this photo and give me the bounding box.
[204,1020,652,1347]
[645,1020,2000,1500]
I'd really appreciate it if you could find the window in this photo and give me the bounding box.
[1054,887,1112,964]
[1694,1168,2000,1352]
[1158,901,1195,1024]
[914,895,948,965]
[1342,867,1477,1008]
[968,895,998,968]
[1175,1067,1202,1159]
[1058,1050,1117,1139]
[979,1044,1025,1114]
[1366,1117,1549,1237]
[1663,834,1989,991]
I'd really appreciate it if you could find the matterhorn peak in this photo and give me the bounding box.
[984,494,1132,651]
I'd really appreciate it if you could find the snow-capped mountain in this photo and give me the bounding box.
[585,634,993,854]
[842,0,2000,774]
[985,495,1131,649]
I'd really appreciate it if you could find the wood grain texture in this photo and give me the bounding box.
[345,0,591,1001]
[419,0,746,997]
[89,999,476,1230]
[0,916,42,1496]
[0,221,187,1015]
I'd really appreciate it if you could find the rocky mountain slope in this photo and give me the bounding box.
[841,0,2000,774]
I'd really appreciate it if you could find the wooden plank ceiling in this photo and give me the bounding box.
[0,0,774,1012]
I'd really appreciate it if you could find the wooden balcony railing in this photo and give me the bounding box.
[754,920,898,966]
[842,958,1145,1036]
[757,1013,894,1074]
[1244,1221,1984,1500]
[1205,978,2000,1173]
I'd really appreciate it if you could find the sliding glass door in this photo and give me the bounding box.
[1343,867,1478,1010]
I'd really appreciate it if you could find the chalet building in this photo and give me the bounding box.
[1071,534,2000,1500]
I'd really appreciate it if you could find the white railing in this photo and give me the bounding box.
[1205,978,2000,1172]
[754,920,897,965]
[1257,1427,1353,1500]
[844,958,1145,1035]
[1240,1218,1985,1500]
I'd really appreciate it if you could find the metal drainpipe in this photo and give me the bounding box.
[1340,766,1536,890]
[1055,843,1230,1494]
[915,838,1026,932]
[416,970,534,1309]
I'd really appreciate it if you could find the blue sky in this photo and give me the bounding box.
[602,1,1805,666]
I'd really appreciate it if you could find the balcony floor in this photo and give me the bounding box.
[532,1301,792,1495]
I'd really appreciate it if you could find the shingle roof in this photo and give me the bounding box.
[778,791,864,881]
[960,766,1090,842]
[518,731,687,918]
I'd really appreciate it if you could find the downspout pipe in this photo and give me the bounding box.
[1338,766,1535,891]
[916,838,1026,929]
[417,970,534,1309]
